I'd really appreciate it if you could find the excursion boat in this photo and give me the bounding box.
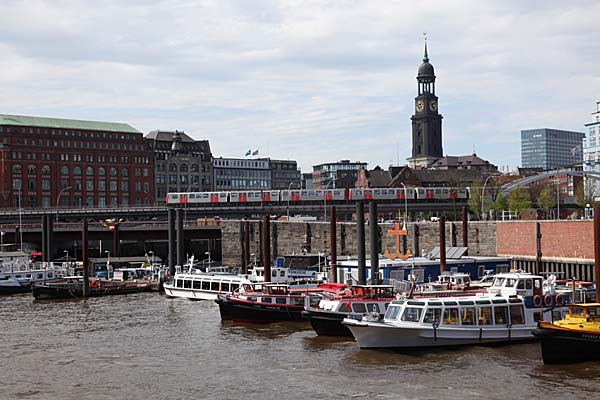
[0,277,32,295]
[302,285,396,337]
[0,261,67,294]
[163,270,257,300]
[533,302,600,364]
[342,272,569,349]
[32,277,152,300]
[215,282,346,323]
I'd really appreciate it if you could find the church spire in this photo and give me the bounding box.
[423,33,429,62]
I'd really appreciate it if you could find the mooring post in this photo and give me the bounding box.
[240,221,246,272]
[451,223,457,247]
[82,219,89,298]
[439,216,446,275]
[535,222,542,275]
[262,215,271,283]
[356,201,366,285]
[414,224,420,257]
[168,208,176,278]
[176,208,184,268]
[41,216,47,263]
[369,201,379,284]
[243,221,251,274]
[594,205,600,301]
[47,216,53,263]
[329,206,337,283]
[462,207,468,256]
[112,223,120,258]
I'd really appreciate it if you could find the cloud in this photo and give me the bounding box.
[0,0,598,172]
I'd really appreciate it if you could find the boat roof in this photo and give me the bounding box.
[571,303,600,307]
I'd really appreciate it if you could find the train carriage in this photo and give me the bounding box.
[230,191,262,203]
[262,190,281,202]
[188,192,228,204]
[281,190,301,202]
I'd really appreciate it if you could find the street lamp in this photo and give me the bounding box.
[399,182,409,229]
[56,186,72,223]
[286,181,298,220]
[205,251,211,267]
[481,174,498,220]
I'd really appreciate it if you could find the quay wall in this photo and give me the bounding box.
[221,220,498,268]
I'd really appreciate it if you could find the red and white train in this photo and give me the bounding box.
[166,187,469,205]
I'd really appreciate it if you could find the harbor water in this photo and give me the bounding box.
[2,293,599,400]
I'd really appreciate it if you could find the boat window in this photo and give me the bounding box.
[231,283,239,293]
[492,277,505,287]
[15,275,22,278]
[476,300,491,305]
[176,279,183,288]
[442,308,459,325]
[526,280,532,289]
[458,300,474,306]
[193,280,201,289]
[423,307,441,324]
[461,308,476,325]
[443,301,458,306]
[247,296,257,302]
[353,303,367,313]
[276,297,287,305]
[26,274,31,278]
[48,273,53,278]
[391,300,404,305]
[184,279,192,289]
[291,297,304,306]
[401,307,423,322]
[37,274,43,279]
[533,311,543,322]
[479,307,493,325]
[517,280,525,289]
[428,301,442,306]
[202,281,210,290]
[262,297,272,303]
[221,282,230,292]
[407,301,426,306]
[590,308,599,317]
[366,303,380,313]
[338,302,350,312]
[552,310,563,321]
[510,305,524,325]
[491,299,507,304]
[508,298,522,304]
[384,305,402,320]
[211,281,219,291]
[505,278,517,287]
[493,306,508,325]
[384,303,390,310]
[280,271,286,277]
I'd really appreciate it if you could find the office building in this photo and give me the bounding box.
[583,102,600,198]
[521,128,584,170]
[312,160,367,189]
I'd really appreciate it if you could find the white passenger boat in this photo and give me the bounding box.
[343,272,569,349]
[163,270,257,300]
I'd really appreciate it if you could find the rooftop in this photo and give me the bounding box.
[0,113,140,134]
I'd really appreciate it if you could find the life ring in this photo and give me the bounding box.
[532,295,543,308]
[544,294,554,307]
[20,265,26,271]
[89,280,99,289]
[555,294,564,307]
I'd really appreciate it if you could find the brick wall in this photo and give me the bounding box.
[496,220,594,259]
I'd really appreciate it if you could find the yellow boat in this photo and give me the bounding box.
[533,303,600,364]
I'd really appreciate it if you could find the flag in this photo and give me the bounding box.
[245,149,251,156]
[252,149,259,156]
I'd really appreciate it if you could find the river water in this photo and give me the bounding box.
[2,292,599,400]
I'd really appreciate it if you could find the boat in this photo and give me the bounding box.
[215,282,346,323]
[0,277,32,294]
[163,270,258,300]
[342,271,569,349]
[0,259,67,294]
[32,277,152,300]
[532,302,600,364]
[302,285,396,337]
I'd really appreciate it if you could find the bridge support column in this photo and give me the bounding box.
[369,201,379,284]
[176,208,184,268]
[168,208,176,277]
[356,201,366,285]
[439,216,446,275]
[262,215,271,283]
[329,206,337,283]
[82,219,89,298]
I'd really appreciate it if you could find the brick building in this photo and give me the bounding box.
[0,114,154,209]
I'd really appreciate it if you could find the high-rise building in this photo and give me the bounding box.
[521,128,585,170]
[145,130,212,205]
[408,40,443,168]
[0,114,154,209]
[312,160,367,189]
[583,102,600,198]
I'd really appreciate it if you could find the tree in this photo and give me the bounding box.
[507,188,531,215]
[536,186,555,218]
[575,182,595,208]
[490,192,508,213]
[467,179,483,218]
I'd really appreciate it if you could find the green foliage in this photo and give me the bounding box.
[536,186,555,213]
[490,192,507,212]
[507,188,531,214]
[575,183,595,208]
[467,180,483,218]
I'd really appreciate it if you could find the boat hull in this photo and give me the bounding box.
[32,283,151,300]
[301,309,355,337]
[215,296,305,323]
[0,282,32,295]
[343,320,535,349]
[533,325,600,364]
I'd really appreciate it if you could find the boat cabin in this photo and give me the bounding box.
[564,303,600,324]
[488,272,543,297]
[350,285,395,299]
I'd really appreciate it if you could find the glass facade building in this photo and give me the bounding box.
[521,128,584,170]
[584,102,600,198]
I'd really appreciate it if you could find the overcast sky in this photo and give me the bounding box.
[0,0,598,172]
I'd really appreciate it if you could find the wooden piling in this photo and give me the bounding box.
[462,207,468,255]
[329,206,337,283]
[262,215,271,283]
[82,219,89,298]
[369,201,379,284]
[356,201,366,285]
[168,208,176,277]
[594,206,600,301]
[439,216,446,275]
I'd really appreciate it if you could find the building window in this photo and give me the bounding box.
[61,165,69,175]
[98,167,106,176]
[42,179,51,191]
[122,196,128,206]
[122,168,128,177]
[86,180,94,191]
[98,180,106,192]
[135,182,142,193]
[110,180,117,192]
[110,167,117,177]
[27,164,36,175]
[98,197,106,208]
[42,197,51,208]
[12,164,22,174]
[61,178,70,189]
[75,179,82,191]
[74,166,82,175]
[87,166,94,176]
[13,178,22,190]
[110,196,118,207]
[86,197,94,207]
[143,168,149,177]
[27,179,36,191]
[41,165,51,175]
[144,182,150,193]
[122,181,129,192]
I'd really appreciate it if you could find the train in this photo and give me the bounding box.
[166,187,469,205]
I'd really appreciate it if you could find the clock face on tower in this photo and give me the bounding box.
[429,100,438,112]
[415,100,425,112]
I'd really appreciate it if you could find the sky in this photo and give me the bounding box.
[0,0,598,173]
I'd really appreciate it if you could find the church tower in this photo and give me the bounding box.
[408,39,443,168]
